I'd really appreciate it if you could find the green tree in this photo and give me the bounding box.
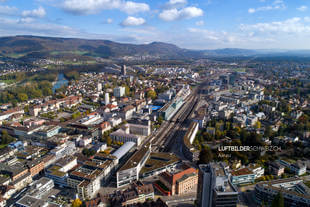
[271,192,284,207]
[157,115,163,125]
[42,87,53,96]
[82,148,96,157]
[147,90,157,100]
[123,85,130,96]
[264,125,272,137]
[106,136,112,146]
[72,198,82,207]
[255,121,261,129]
[24,105,29,114]
[71,111,81,119]
[17,93,28,102]
[1,130,14,145]
[198,145,213,164]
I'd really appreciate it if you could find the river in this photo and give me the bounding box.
[52,73,68,93]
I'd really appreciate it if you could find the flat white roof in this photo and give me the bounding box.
[112,142,135,160]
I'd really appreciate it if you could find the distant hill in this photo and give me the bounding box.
[0,35,203,60]
[1,35,309,60]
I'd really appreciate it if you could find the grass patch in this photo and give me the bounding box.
[6,53,27,58]
[50,50,88,56]
[234,68,246,72]
[0,144,8,149]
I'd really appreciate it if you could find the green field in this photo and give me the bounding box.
[234,68,247,72]
[50,50,88,55]
[6,53,27,58]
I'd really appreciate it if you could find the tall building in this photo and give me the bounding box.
[114,86,126,98]
[197,163,238,207]
[97,83,102,91]
[121,65,127,76]
[105,92,110,105]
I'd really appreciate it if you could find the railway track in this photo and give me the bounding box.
[151,93,195,151]
[161,96,199,152]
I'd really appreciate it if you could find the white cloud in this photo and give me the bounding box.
[195,20,204,26]
[297,6,308,12]
[248,0,285,13]
[121,16,145,26]
[240,17,310,34]
[121,1,149,14]
[62,0,149,15]
[0,17,80,37]
[0,5,18,15]
[164,0,187,9]
[305,17,310,22]
[107,18,113,24]
[187,28,244,43]
[22,6,46,18]
[18,17,35,24]
[102,18,113,24]
[159,6,203,21]
[188,28,220,41]
[169,0,187,4]
[248,8,256,13]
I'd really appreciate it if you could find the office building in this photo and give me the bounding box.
[279,160,307,176]
[255,178,310,206]
[231,168,255,185]
[121,65,127,76]
[97,83,102,92]
[45,156,77,187]
[117,143,151,188]
[197,163,238,207]
[105,92,110,105]
[114,87,126,98]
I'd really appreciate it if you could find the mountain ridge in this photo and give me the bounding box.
[1,35,310,60]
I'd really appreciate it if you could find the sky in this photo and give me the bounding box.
[0,0,310,50]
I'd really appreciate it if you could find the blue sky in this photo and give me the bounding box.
[0,0,310,49]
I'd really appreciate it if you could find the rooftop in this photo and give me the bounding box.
[231,168,254,176]
[47,165,66,177]
[140,152,180,175]
[183,122,199,150]
[112,142,136,160]
[110,129,140,139]
[119,143,151,171]
[257,178,310,200]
